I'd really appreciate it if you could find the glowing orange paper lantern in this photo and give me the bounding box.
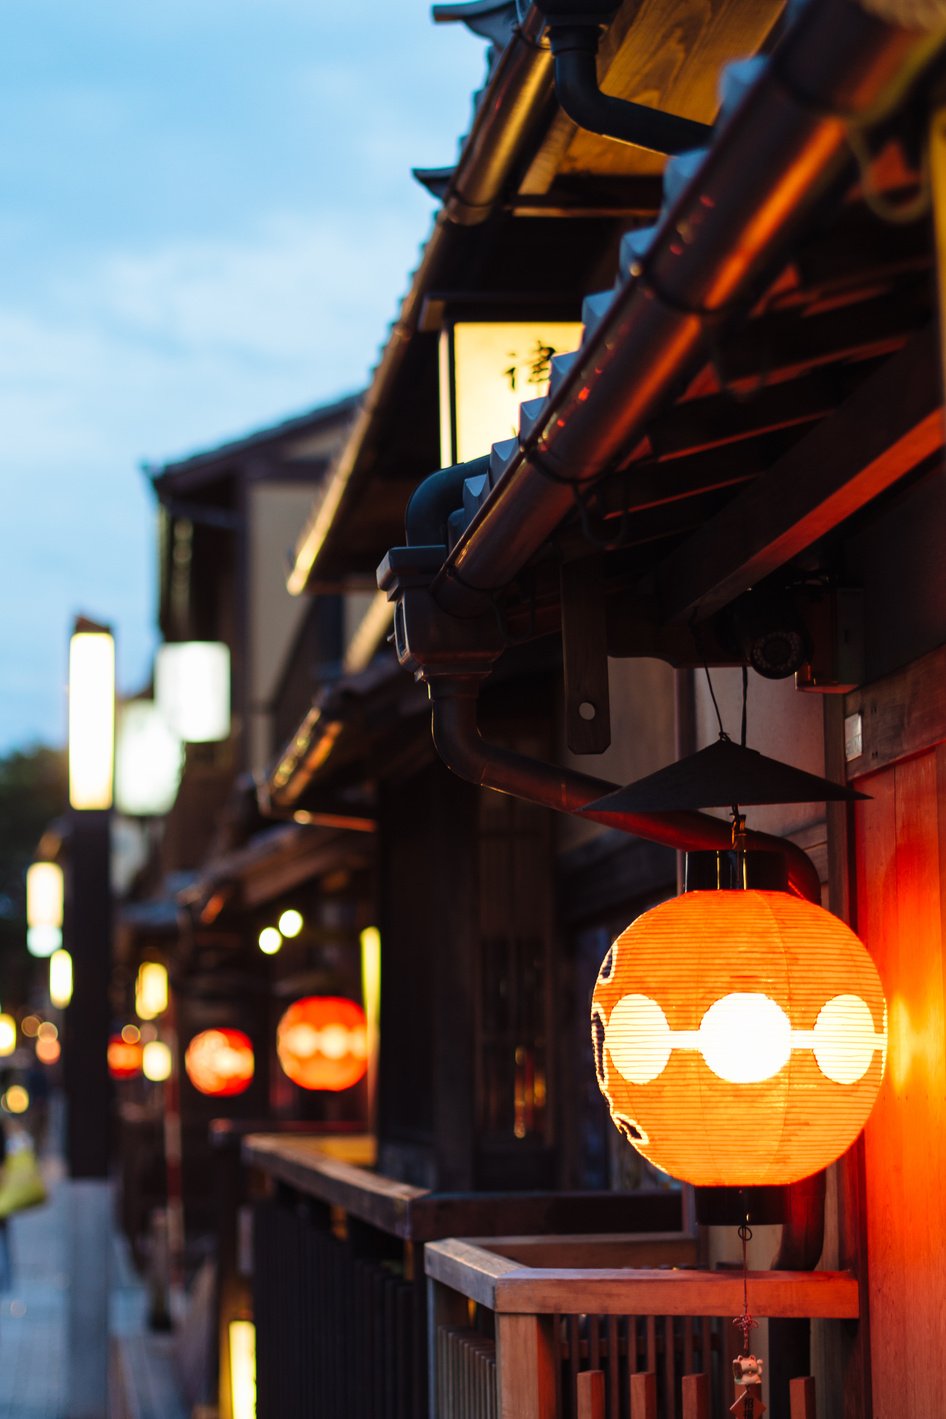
[184,1028,255,1097]
[276,996,368,1092]
[592,890,887,1186]
[108,1035,143,1079]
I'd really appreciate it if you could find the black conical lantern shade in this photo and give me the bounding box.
[581,738,867,815]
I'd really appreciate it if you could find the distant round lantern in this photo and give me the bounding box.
[108,1035,143,1080]
[185,1028,254,1097]
[592,889,887,1186]
[276,996,368,1092]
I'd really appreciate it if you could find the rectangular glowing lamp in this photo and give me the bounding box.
[50,949,74,1009]
[229,1319,257,1419]
[136,961,168,1021]
[27,862,64,928]
[155,641,230,743]
[439,320,582,467]
[69,631,115,810]
[115,700,183,816]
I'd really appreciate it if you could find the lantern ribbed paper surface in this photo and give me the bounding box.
[592,890,887,1186]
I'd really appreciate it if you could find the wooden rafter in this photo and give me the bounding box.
[653,325,944,623]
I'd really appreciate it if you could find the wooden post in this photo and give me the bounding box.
[577,1370,605,1419]
[497,1313,559,1419]
[682,1373,710,1419]
[630,1370,657,1419]
[790,1376,817,1419]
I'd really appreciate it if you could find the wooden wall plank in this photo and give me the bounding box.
[845,640,946,777]
[856,748,946,1418]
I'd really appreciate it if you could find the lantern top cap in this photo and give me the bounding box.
[582,738,868,814]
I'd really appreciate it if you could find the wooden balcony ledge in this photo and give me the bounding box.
[243,1132,683,1242]
[425,1236,860,1319]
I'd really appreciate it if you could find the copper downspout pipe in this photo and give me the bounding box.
[429,678,823,903]
[432,0,946,615]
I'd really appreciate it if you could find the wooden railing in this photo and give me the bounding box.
[425,1236,858,1419]
[243,1134,683,1419]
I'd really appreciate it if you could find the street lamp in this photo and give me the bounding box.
[26,861,64,957]
[65,614,115,1419]
[68,627,115,810]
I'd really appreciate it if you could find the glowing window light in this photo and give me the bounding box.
[0,1016,17,1056]
[439,319,583,467]
[136,962,168,1021]
[360,926,381,1117]
[155,641,230,744]
[2,1086,29,1114]
[36,1036,61,1065]
[115,700,184,816]
[276,997,368,1092]
[26,862,63,929]
[185,1029,254,1097]
[258,927,282,956]
[592,889,887,1187]
[277,909,303,939]
[229,1319,257,1419]
[68,629,115,810]
[142,1040,173,1082]
[27,925,62,959]
[49,950,73,1009]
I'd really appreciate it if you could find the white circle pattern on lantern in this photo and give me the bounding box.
[699,993,792,1083]
[607,989,885,1086]
[608,994,672,1083]
[812,993,881,1084]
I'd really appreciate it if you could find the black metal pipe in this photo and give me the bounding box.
[429,677,823,901]
[404,456,490,546]
[549,25,713,155]
[432,0,946,614]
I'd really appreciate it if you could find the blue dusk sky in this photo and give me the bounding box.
[0,0,487,753]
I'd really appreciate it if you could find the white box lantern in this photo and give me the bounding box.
[155,642,231,744]
[438,319,582,467]
[115,701,184,816]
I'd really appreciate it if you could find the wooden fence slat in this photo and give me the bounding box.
[631,1369,657,1419]
[577,1369,606,1419]
[664,1316,676,1419]
[607,1317,620,1419]
[682,1372,710,1419]
[790,1375,817,1419]
[683,1317,694,1378]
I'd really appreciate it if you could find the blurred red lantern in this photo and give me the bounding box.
[276,996,367,1092]
[108,1035,143,1079]
[184,1028,255,1097]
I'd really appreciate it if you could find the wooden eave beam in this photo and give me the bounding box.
[654,325,944,624]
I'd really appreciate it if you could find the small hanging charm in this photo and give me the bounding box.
[731,1209,765,1417]
[731,1355,766,1417]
